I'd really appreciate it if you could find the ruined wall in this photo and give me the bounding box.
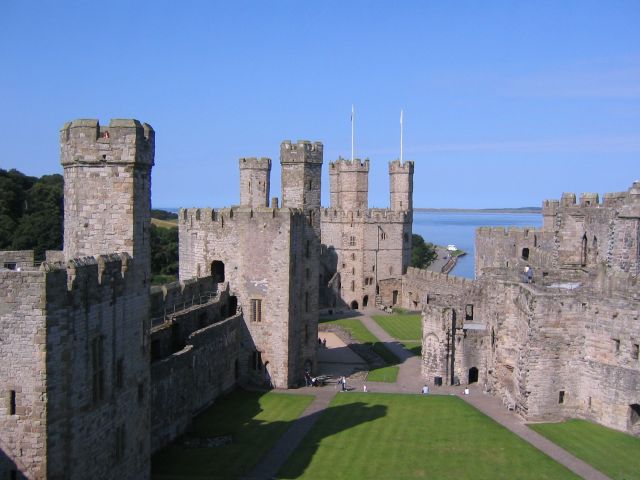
[150,313,243,452]
[178,207,318,387]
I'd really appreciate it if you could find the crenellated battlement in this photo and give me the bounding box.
[41,252,133,292]
[321,207,410,223]
[477,226,544,238]
[239,157,271,169]
[406,267,475,287]
[60,119,154,167]
[329,157,370,172]
[179,206,307,229]
[280,140,323,164]
[389,159,415,173]
[542,182,640,214]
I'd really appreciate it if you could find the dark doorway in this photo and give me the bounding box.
[392,290,398,305]
[211,260,225,282]
[228,296,238,316]
[350,300,359,310]
[468,367,479,384]
[521,248,530,260]
[363,295,369,307]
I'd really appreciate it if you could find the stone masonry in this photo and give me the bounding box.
[392,182,640,437]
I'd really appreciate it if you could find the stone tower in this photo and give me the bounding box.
[280,140,323,234]
[329,158,369,211]
[389,160,414,212]
[60,119,154,282]
[239,157,271,208]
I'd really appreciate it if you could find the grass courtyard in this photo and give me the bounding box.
[529,419,640,480]
[278,393,579,479]
[151,390,314,479]
[373,312,423,356]
[320,316,400,381]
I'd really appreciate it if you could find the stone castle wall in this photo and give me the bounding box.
[0,251,35,270]
[178,207,318,387]
[239,157,271,208]
[150,312,243,452]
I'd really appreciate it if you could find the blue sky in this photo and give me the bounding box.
[1,1,638,208]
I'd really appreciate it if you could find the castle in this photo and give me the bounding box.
[381,182,640,436]
[0,119,414,479]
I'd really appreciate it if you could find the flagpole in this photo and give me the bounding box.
[351,105,355,162]
[400,109,404,163]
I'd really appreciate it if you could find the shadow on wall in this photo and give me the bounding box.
[0,446,23,480]
[151,389,387,479]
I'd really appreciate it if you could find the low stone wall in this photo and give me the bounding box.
[150,313,244,453]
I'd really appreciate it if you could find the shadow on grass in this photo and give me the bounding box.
[151,389,387,480]
[276,400,388,479]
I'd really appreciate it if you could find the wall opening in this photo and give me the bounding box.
[350,300,359,310]
[468,367,479,384]
[252,351,262,371]
[392,290,398,305]
[629,404,640,426]
[632,343,639,360]
[3,262,16,270]
[250,299,262,322]
[363,295,369,307]
[228,296,238,316]
[465,304,474,321]
[211,260,225,282]
[521,248,530,260]
[9,390,16,415]
[558,390,565,404]
[581,234,588,267]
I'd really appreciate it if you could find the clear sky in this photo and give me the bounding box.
[1,1,638,209]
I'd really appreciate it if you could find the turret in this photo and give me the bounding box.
[389,160,414,212]
[239,157,271,208]
[280,140,323,234]
[60,119,154,283]
[329,158,369,211]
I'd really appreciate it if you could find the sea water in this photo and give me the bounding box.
[413,212,542,279]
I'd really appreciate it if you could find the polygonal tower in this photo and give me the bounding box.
[389,160,414,212]
[330,158,369,211]
[239,156,271,208]
[280,140,323,235]
[60,119,154,283]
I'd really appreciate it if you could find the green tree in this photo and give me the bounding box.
[411,234,437,269]
[150,224,179,277]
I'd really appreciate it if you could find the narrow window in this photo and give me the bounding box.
[91,336,105,404]
[558,391,565,404]
[250,299,262,323]
[465,304,474,321]
[305,324,309,343]
[305,291,309,313]
[349,236,356,246]
[351,253,356,260]
[351,280,355,292]
[9,390,16,415]
[3,262,16,270]
[305,268,310,280]
[614,339,620,354]
[380,231,386,240]
[632,343,639,360]
[252,351,262,371]
[305,240,310,259]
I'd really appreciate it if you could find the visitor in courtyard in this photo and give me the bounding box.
[363,385,368,393]
[340,376,347,391]
[422,384,429,394]
[322,338,327,348]
[527,266,534,284]
[523,265,530,283]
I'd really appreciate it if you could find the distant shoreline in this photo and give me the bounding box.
[415,208,541,214]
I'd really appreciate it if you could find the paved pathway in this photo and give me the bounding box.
[246,307,611,480]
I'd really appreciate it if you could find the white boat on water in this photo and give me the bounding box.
[447,244,458,252]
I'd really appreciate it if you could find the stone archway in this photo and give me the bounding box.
[363,295,369,307]
[350,300,359,310]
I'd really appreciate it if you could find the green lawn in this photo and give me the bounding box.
[321,317,400,366]
[367,366,399,383]
[529,419,640,480]
[152,390,314,479]
[278,393,579,480]
[372,313,422,341]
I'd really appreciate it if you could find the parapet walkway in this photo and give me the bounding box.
[245,307,611,480]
